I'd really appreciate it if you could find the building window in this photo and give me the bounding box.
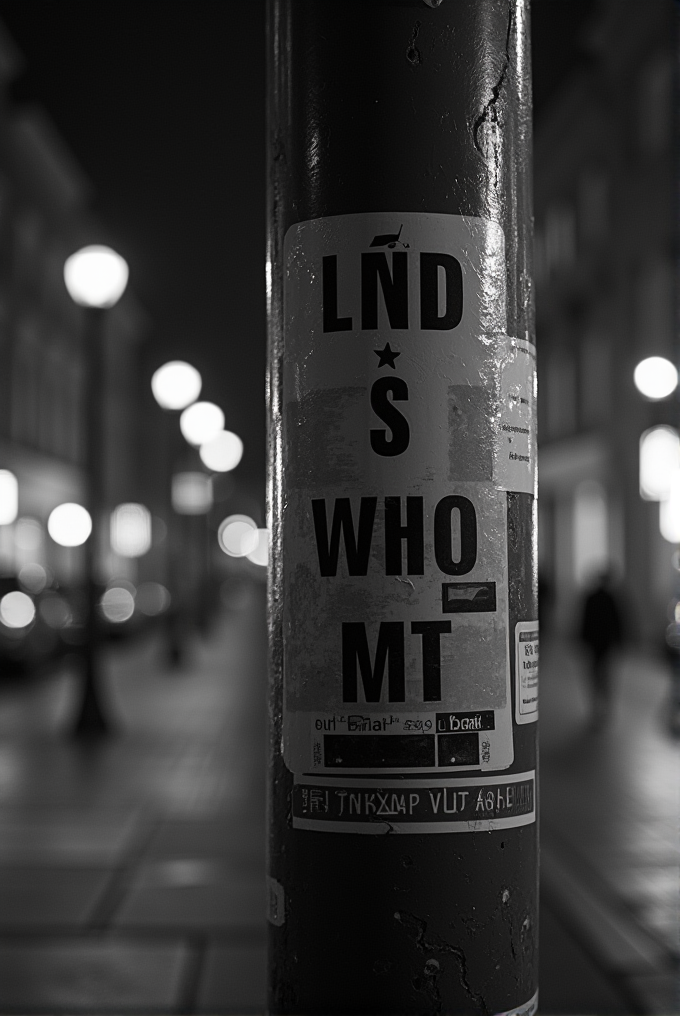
[573,480,609,588]
[637,52,672,155]
[635,258,674,358]
[545,349,577,440]
[580,335,611,428]
[578,170,609,245]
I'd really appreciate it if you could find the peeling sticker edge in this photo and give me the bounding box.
[267,875,285,926]
[494,988,539,1016]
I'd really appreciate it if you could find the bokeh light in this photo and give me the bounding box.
[151,361,202,411]
[48,503,92,547]
[135,582,171,616]
[0,591,36,629]
[100,585,135,623]
[633,356,678,400]
[218,515,258,557]
[246,528,269,567]
[0,470,18,525]
[14,517,42,553]
[660,473,680,543]
[110,503,152,557]
[199,430,244,472]
[172,472,213,515]
[18,563,47,594]
[39,595,72,629]
[180,402,224,446]
[639,426,680,501]
[63,245,129,308]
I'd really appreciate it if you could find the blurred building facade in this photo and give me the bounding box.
[534,0,676,641]
[0,22,150,594]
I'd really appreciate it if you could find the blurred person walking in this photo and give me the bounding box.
[579,569,624,728]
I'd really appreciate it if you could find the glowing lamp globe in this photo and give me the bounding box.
[217,515,258,557]
[639,426,680,501]
[199,430,243,472]
[151,361,202,411]
[64,245,129,308]
[0,591,35,629]
[48,503,92,547]
[180,402,224,446]
[0,470,18,525]
[110,503,152,558]
[633,356,678,401]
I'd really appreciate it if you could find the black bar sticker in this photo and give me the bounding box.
[293,770,536,834]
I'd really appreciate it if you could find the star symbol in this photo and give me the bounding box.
[374,342,401,369]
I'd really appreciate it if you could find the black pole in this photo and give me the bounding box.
[267,2,537,1013]
[73,305,111,736]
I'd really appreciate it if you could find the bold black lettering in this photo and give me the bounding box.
[312,497,377,576]
[411,621,451,701]
[420,252,463,330]
[385,496,424,575]
[370,377,410,456]
[361,252,408,329]
[322,255,353,332]
[342,622,405,702]
[434,495,477,575]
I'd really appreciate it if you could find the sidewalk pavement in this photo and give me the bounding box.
[539,636,679,1015]
[0,583,675,1013]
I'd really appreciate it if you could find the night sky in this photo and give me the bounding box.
[0,1,595,501]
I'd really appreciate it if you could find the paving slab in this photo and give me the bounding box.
[0,937,189,1012]
[0,809,142,864]
[113,861,267,931]
[0,867,113,929]
[538,903,633,1014]
[195,943,266,1013]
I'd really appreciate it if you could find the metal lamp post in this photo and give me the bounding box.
[64,244,129,736]
[267,2,537,1013]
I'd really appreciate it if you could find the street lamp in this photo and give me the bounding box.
[151,360,204,665]
[179,401,224,446]
[633,356,678,400]
[64,244,129,735]
[151,360,202,411]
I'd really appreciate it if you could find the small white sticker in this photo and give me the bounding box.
[267,875,285,926]
[515,621,538,723]
[494,338,537,496]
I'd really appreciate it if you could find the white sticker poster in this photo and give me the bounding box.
[281,212,536,778]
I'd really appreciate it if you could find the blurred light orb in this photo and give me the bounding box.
[100,585,135,623]
[171,472,213,515]
[0,590,35,629]
[48,503,92,547]
[660,472,680,543]
[151,361,202,410]
[634,356,678,400]
[64,245,129,308]
[639,426,680,501]
[0,470,18,525]
[218,515,258,557]
[110,502,152,557]
[246,528,269,567]
[136,582,171,616]
[199,430,244,472]
[39,595,72,629]
[14,517,42,552]
[180,402,224,446]
[19,562,47,594]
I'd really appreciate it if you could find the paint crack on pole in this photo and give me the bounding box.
[471,2,514,189]
[393,910,489,1014]
[406,21,423,65]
